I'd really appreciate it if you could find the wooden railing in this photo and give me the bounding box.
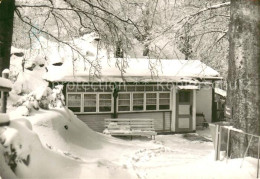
[210,123,260,178]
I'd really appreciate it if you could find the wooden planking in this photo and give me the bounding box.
[78,112,167,132]
[164,112,171,131]
[78,114,111,133]
[105,118,155,130]
[118,113,164,131]
[104,118,156,138]
[106,118,155,121]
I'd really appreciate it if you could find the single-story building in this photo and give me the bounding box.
[44,58,222,133]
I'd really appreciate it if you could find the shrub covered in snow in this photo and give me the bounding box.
[13,85,65,116]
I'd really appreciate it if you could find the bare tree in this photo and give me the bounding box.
[2,0,144,78]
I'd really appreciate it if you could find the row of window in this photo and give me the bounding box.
[66,85,171,93]
[67,92,171,113]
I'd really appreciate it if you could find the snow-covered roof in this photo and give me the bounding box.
[44,58,221,83]
[0,77,12,91]
[11,34,221,83]
[178,85,200,90]
[215,88,227,97]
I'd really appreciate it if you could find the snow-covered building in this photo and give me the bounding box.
[44,58,222,133]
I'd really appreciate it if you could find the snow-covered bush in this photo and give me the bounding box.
[13,85,65,116]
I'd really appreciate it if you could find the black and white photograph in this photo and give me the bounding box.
[0,0,260,178]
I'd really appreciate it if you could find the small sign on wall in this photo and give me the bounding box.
[224,105,232,118]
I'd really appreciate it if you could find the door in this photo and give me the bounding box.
[176,90,193,132]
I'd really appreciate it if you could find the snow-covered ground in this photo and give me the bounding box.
[0,107,257,179]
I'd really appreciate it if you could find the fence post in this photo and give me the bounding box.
[240,135,253,168]
[215,125,219,160]
[1,69,9,113]
[257,137,260,178]
[217,126,222,160]
[226,128,230,163]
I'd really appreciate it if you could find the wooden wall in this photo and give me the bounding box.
[77,111,172,133]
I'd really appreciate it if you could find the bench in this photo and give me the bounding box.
[196,113,209,129]
[104,118,157,140]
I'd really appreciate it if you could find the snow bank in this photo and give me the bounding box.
[1,108,136,179]
[24,107,141,160]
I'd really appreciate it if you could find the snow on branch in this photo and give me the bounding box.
[178,2,231,24]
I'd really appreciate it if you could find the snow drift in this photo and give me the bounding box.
[1,107,137,179]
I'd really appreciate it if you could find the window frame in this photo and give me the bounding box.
[132,92,145,111]
[98,93,113,112]
[117,91,171,113]
[145,92,157,111]
[66,85,172,114]
[67,92,83,113]
[83,92,98,113]
[158,92,171,110]
[117,92,131,112]
[66,92,113,114]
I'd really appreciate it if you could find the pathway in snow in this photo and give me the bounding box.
[123,132,256,179]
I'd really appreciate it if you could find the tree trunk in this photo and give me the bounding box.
[227,0,260,158]
[0,0,15,75]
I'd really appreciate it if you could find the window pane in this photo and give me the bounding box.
[133,93,144,98]
[179,91,190,103]
[159,93,170,110]
[159,99,170,104]
[133,93,144,111]
[146,105,156,110]
[127,86,135,91]
[68,94,81,112]
[84,94,96,100]
[133,106,143,111]
[99,100,111,106]
[146,93,157,111]
[84,100,96,107]
[118,93,130,111]
[119,93,130,99]
[118,99,130,106]
[133,99,143,105]
[159,93,170,98]
[68,94,81,106]
[118,85,126,91]
[84,94,96,112]
[145,86,153,91]
[100,94,111,99]
[136,86,145,91]
[146,99,156,104]
[84,107,96,112]
[159,105,170,110]
[99,94,112,112]
[146,93,156,98]
[118,106,130,111]
[154,85,164,91]
[99,106,111,112]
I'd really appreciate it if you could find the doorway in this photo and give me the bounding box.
[176,90,193,132]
